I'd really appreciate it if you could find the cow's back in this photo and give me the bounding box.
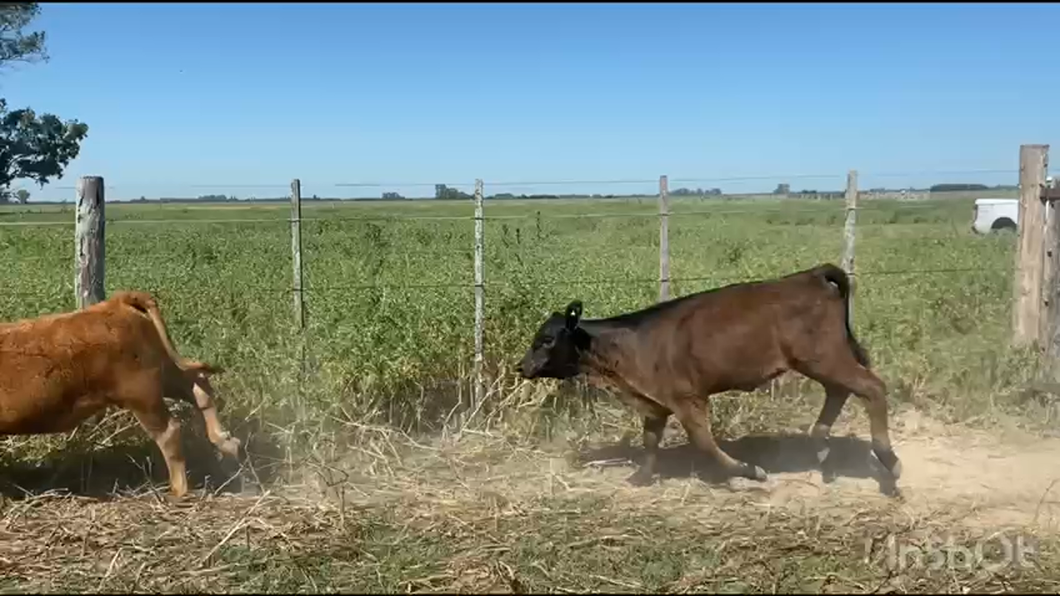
[0,303,169,434]
[639,271,833,394]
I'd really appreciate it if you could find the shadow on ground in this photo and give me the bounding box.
[0,409,285,501]
[574,430,892,492]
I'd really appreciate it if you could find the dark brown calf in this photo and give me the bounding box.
[519,263,901,494]
[0,291,240,498]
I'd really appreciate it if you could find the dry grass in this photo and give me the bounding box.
[4,396,1060,593]
[0,341,1057,593]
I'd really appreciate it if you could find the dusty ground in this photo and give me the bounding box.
[1,407,1059,592]
[315,407,1060,532]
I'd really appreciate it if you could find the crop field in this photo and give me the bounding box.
[2,190,1060,592]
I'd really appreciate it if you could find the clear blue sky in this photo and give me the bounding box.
[4,2,1059,201]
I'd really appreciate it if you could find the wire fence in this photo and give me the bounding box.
[0,165,1028,422]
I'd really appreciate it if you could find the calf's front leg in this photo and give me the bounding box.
[628,414,668,486]
[672,397,767,483]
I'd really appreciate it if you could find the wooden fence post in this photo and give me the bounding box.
[1013,144,1049,348]
[841,170,858,277]
[470,179,485,425]
[75,176,105,309]
[290,178,308,401]
[290,178,305,330]
[1044,189,1060,381]
[658,175,670,302]
[1041,151,1057,352]
[841,170,858,323]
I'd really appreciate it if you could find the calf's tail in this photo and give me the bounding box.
[113,291,226,375]
[815,263,871,368]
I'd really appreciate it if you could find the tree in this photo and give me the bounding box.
[0,3,47,68]
[0,4,89,193]
[14,188,28,203]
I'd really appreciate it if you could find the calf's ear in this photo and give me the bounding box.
[564,300,583,331]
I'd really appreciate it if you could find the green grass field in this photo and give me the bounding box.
[0,191,1032,433]
[3,190,1060,593]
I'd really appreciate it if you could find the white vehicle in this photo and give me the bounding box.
[972,198,1018,234]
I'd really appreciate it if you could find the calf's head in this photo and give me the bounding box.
[520,300,588,380]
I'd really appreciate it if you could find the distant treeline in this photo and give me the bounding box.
[928,183,1016,192]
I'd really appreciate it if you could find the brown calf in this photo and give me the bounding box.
[0,291,240,498]
[519,263,902,494]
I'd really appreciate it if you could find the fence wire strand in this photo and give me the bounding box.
[0,267,1017,299]
[0,199,995,228]
[28,166,1013,195]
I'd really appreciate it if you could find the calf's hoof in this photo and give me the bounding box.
[627,469,656,487]
[817,449,839,484]
[888,457,903,481]
[880,477,903,499]
[871,442,902,480]
[219,436,242,459]
[821,466,838,484]
[166,487,190,503]
[816,446,830,465]
[869,449,903,497]
[740,463,768,482]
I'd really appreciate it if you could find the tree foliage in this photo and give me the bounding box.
[0,98,88,188]
[0,2,47,67]
[0,3,88,192]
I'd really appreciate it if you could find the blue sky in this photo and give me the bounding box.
[4,2,1059,201]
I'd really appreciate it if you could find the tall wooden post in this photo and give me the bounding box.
[290,179,308,406]
[841,170,858,276]
[1013,144,1049,348]
[75,176,105,309]
[1044,190,1060,381]
[470,179,485,425]
[290,178,305,330]
[1042,160,1058,352]
[840,170,859,324]
[658,175,670,302]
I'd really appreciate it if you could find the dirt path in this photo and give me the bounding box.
[866,409,1060,531]
[324,408,1060,537]
[561,408,1060,533]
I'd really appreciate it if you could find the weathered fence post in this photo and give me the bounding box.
[290,178,309,400]
[1013,144,1050,348]
[1043,185,1060,381]
[1041,152,1058,352]
[75,176,105,309]
[290,178,305,330]
[470,178,485,425]
[841,170,858,277]
[658,175,670,302]
[841,170,858,321]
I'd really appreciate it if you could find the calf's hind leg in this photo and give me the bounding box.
[796,356,902,495]
[189,374,241,459]
[164,367,241,460]
[809,384,850,483]
[129,397,189,498]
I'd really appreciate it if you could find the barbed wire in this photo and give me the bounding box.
[0,199,1000,228]
[863,168,1014,179]
[36,166,1016,195]
[0,267,1017,300]
[294,266,1015,292]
